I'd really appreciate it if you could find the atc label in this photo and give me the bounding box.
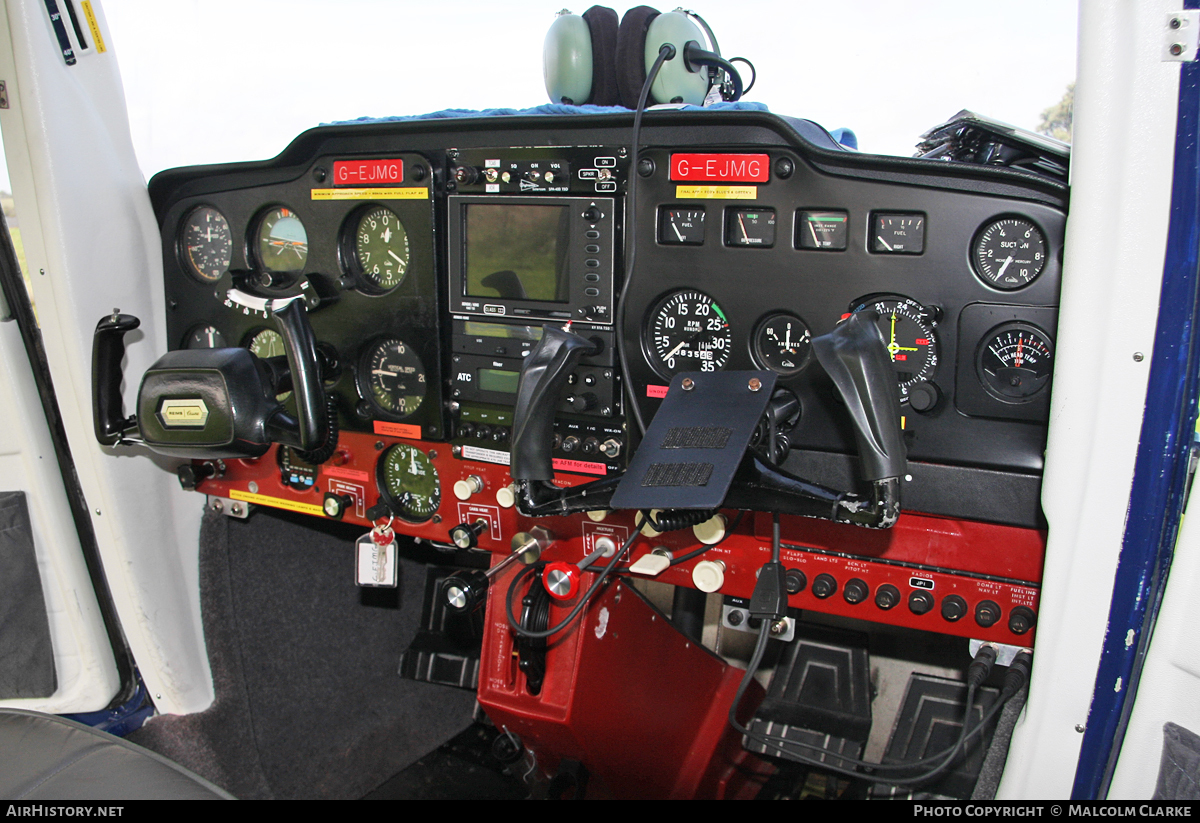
[670,153,770,182]
[333,158,404,186]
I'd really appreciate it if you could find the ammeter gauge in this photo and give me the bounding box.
[752,312,813,376]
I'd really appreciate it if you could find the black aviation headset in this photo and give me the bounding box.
[543,6,749,107]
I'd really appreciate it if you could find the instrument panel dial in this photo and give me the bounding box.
[752,312,813,377]
[972,217,1047,290]
[645,289,732,378]
[179,206,233,283]
[357,338,427,418]
[350,205,410,293]
[254,206,309,273]
[977,322,1054,401]
[849,295,939,402]
[376,443,440,522]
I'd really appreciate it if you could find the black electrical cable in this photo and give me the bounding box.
[730,57,756,95]
[615,43,676,438]
[505,517,643,640]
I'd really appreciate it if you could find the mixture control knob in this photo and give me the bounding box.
[874,584,901,610]
[941,594,968,622]
[453,475,484,501]
[1008,605,1037,635]
[449,518,489,549]
[975,599,1002,628]
[543,542,612,601]
[692,560,726,593]
[443,569,489,613]
[811,573,838,599]
[843,578,869,605]
[909,590,935,615]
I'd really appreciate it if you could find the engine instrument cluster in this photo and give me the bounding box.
[149,110,1066,649]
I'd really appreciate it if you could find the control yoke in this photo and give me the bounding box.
[91,292,328,460]
[510,312,906,528]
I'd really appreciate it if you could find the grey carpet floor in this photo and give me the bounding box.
[128,507,477,799]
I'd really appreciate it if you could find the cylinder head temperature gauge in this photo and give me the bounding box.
[976,322,1054,402]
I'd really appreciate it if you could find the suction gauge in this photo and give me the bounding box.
[972,217,1047,290]
[977,323,1054,401]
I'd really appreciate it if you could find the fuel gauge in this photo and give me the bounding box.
[659,207,706,245]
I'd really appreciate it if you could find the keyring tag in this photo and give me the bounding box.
[355,519,397,588]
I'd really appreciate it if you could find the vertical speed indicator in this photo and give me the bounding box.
[645,289,732,379]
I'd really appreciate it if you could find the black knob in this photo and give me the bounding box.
[975,599,1002,628]
[909,590,935,615]
[941,594,968,622]
[875,584,900,610]
[583,206,602,223]
[322,492,354,520]
[1008,606,1037,635]
[475,424,492,440]
[581,437,599,455]
[811,573,837,599]
[843,578,869,605]
[785,569,807,595]
[909,381,940,414]
[491,427,508,443]
[571,393,598,412]
[177,462,216,491]
[561,435,580,453]
[457,422,475,438]
[443,569,489,613]
[452,166,478,185]
[449,518,489,549]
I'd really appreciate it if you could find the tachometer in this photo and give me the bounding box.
[376,443,440,522]
[645,289,732,379]
[357,337,426,418]
[348,205,410,293]
[849,295,938,402]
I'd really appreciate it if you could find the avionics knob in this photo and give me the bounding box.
[875,584,901,610]
[975,599,1002,628]
[449,518,489,549]
[572,393,598,412]
[941,594,968,622]
[909,381,941,414]
[843,578,869,605]
[1008,605,1037,635]
[811,573,838,599]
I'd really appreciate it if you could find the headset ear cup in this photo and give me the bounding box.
[544,11,596,105]
[615,6,660,108]
[582,6,619,106]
